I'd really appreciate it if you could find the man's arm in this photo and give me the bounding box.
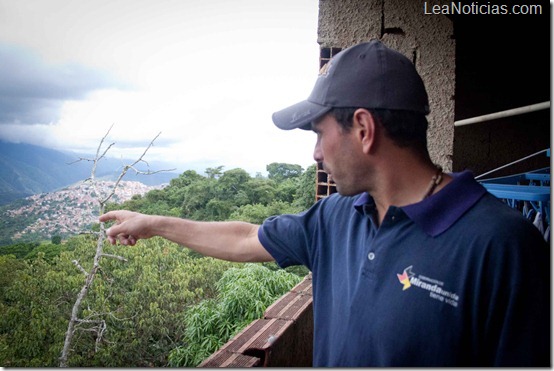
[99,210,274,263]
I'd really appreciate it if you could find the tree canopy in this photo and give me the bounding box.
[106,163,316,222]
[0,163,315,366]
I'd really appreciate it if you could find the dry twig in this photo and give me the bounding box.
[59,127,170,367]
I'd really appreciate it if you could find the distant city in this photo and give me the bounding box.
[2,180,160,242]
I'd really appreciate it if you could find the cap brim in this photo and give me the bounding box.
[272,100,331,131]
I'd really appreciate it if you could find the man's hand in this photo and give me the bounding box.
[99,210,273,263]
[99,210,155,246]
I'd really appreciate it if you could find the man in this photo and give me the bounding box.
[100,40,550,366]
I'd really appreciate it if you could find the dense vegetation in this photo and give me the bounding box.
[0,163,315,366]
[107,163,316,221]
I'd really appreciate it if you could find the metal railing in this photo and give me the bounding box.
[454,101,550,127]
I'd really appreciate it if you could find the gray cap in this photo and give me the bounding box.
[272,40,430,130]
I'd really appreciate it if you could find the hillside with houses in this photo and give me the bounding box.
[1,180,161,244]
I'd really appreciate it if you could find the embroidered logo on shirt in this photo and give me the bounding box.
[397,266,415,290]
[397,265,460,308]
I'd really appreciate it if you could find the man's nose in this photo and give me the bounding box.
[313,142,323,163]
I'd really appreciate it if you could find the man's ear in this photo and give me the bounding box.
[352,108,377,154]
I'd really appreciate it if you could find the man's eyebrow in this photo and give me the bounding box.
[311,120,322,132]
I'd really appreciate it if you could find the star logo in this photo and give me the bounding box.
[397,266,415,291]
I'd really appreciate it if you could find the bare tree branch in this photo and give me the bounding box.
[72,260,88,276]
[66,125,115,167]
[127,165,177,176]
[59,126,171,367]
[101,253,128,263]
[100,131,165,205]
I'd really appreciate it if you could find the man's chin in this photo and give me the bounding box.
[334,184,366,197]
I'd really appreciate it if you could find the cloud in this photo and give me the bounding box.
[0,43,129,125]
[0,0,320,175]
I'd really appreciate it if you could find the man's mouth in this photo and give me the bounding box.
[320,163,334,183]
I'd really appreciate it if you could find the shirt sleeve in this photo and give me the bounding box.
[480,220,550,366]
[258,197,332,270]
[258,212,314,270]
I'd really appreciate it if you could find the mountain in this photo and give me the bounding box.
[0,141,179,205]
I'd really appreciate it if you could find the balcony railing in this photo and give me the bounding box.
[198,274,313,367]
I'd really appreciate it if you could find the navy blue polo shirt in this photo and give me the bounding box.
[258,171,550,367]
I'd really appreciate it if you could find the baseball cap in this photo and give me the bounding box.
[272,40,430,130]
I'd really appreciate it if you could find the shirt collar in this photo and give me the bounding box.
[354,171,487,237]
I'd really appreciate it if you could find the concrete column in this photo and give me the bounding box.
[317,0,455,171]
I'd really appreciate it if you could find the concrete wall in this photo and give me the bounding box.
[317,0,550,176]
[318,0,455,171]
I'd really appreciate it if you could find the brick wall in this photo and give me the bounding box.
[198,274,313,367]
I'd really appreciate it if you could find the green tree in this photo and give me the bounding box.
[275,177,298,204]
[244,178,277,205]
[167,264,302,367]
[216,168,251,204]
[0,161,318,366]
[229,201,301,224]
[67,238,234,367]
[267,163,303,182]
[169,170,204,188]
[293,163,317,210]
[0,252,77,366]
[0,235,238,367]
[205,166,224,179]
[0,242,40,259]
[166,170,205,209]
[24,243,65,261]
[180,177,218,220]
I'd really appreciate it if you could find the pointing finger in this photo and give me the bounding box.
[106,224,123,238]
[99,211,116,223]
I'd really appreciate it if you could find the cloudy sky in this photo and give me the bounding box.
[0,0,320,175]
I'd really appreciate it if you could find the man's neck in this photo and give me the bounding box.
[370,162,451,225]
